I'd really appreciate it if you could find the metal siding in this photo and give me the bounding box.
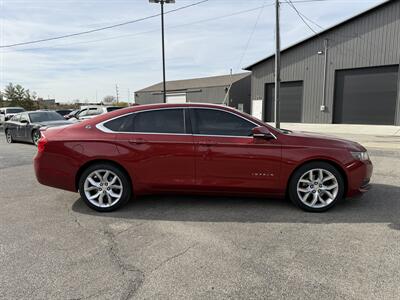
[186,86,227,103]
[250,0,400,124]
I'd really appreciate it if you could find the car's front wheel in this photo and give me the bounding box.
[5,130,13,144]
[78,163,132,212]
[288,162,345,212]
[32,130,41,146]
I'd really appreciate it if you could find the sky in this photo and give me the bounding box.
[0,0,386,103]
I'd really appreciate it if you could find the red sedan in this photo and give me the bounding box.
[34,103,372,212]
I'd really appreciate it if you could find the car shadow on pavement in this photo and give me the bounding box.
[71,183,400,226]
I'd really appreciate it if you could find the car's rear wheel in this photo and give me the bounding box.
[5,130,13,144]
[32,130,41,146]
[79,163,131,212]
[288,162,344,212]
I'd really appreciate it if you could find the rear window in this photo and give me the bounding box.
[6,108,24,114]
[29,111,64,122]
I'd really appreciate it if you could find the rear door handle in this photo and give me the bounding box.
[129,138,145,145]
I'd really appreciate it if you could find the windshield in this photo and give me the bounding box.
[7,108,24,114]
[29,111,65,123]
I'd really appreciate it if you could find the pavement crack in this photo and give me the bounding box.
[65,204,144,300]
[103,228,145,300]
[152,242,198,273]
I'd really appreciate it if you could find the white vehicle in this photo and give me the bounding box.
[0,107,25,125]
[69,106,122,121]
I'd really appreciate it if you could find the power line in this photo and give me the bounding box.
[236,0,271,71]
[283,0,377,64]
[0,0,209,48]
[285,0,319,34]
[2,2,276,53]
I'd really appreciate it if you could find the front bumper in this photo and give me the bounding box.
[346,159,373,197]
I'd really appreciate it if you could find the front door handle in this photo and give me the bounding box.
[129,138,145,145]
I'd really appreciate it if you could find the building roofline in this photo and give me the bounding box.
[135,72,250,93]
[243,0,392,70]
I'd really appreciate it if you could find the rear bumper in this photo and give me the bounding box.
[34,151,77,192]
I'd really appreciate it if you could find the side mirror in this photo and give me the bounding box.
[252,126,275,139]
[20,119,29,124]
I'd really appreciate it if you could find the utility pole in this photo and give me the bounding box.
[149,0,175,103]
[127,89,131,102]
[274,0,281,129]
[115,84,119,104]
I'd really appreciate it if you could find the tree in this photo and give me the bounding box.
[3,83,37,110]
[103,95,116,104]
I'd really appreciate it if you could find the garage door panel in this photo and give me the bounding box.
[334,66,398,125]
[265,81,303,123]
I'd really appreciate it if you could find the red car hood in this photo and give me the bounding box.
[284,130,366,152]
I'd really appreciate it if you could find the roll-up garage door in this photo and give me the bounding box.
[265,81,303,122]
[333,66,399,125]
[166,93,187,104]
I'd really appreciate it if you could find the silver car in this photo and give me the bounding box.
[0,107,25,125]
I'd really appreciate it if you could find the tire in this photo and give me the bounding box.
[78,163,132,212]
[288,161,345,212]
[5,129,13,144]
[32,130,41,146]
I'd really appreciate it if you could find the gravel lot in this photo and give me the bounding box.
[0,130,399,300]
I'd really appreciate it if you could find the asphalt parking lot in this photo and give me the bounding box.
[0,130,399,300]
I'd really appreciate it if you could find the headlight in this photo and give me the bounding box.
[351,151,369,161]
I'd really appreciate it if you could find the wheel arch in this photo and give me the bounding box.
[285,159,349,197]
[75,159,133,192]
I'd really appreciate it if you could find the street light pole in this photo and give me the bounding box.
[149,0,175,103]
[274,0,281,129]
[161,1,166,103]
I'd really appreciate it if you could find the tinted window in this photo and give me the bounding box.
[134,109,185,134]
[6,108,24,114]
[56,110,72,116]
[106,107,122,112]
[104,115,134,132]
[104,109,185,134]
[29,112,64,123]
[193,109,255,136]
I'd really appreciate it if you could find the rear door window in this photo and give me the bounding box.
[134,109,185,134]
[103,109,186,134]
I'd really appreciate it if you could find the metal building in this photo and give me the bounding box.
[245,0,400,125]
[134,73,251,113]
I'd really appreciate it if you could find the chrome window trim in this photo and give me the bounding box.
[95,106,277,140]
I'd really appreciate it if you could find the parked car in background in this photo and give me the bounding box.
[5,111,73,145]
[0,107,25,125]
[69,106,122,122]
[34,103,372,213]
[64,109,79,120]
[55,109,73,117]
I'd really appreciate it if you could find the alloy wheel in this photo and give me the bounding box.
[83,169,123,208]
[33,131,41,146]
[6,131,12,143]
[296,168,339,209]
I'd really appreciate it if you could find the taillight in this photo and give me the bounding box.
[37,136,48,152]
